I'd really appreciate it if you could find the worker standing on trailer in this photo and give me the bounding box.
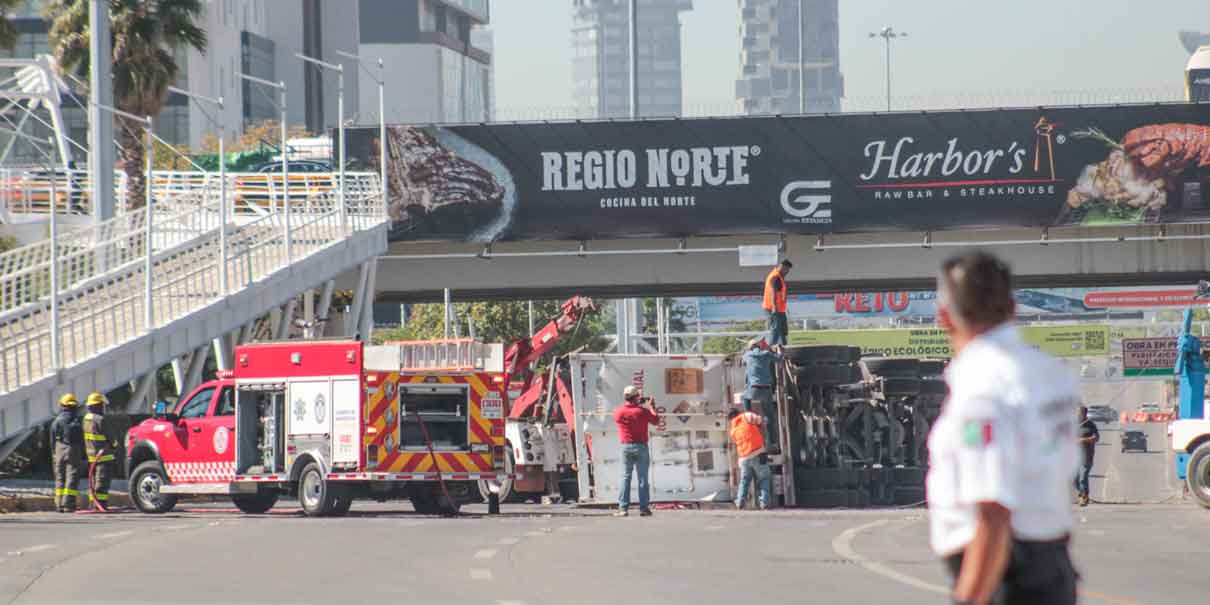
[729,409,770,510]
[927,251,1080,605]
[83,392,119,511]
[613,385,660,517]
[1075,405,1099,507]
[761,259,793,348]
[49,393,84,513]
[742,338,782,453]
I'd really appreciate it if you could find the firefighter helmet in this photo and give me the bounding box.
[85,392,108,408]
[59,393,79,407]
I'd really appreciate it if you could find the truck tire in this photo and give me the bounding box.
[409,486,461,515]
[794,363,860,386]
[330,491,354,516]
[130,461,178,514]
[1187,442,1210,509]
[918,360,947,377]
[786,346,861,365]
[918,379,949,397]
[298,462,336,517]
[232,489,278,514]
[862,358,920,378]
[477,449,515,503]
[882,378,921,397]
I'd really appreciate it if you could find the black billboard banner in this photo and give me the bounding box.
[341,104,1210,242]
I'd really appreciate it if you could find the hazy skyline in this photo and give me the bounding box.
[493,0,1202,116]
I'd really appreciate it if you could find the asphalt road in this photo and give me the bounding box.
[1087,421,1179,504]
[1,497,1206,604]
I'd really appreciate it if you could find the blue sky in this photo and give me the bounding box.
[492,0,1203,113]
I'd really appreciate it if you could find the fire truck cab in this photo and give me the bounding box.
[125,339,512,516]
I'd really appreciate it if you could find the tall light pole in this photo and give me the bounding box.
[296,53,346,229]
[869,27,906,111]
[797,0,805,114]
[628,0,639,119]
[168,86,226,294]
[88,0,114,221]
[237,73,289,260]
[335,50,387,216]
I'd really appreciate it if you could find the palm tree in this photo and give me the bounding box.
[0,0,23,50]
[46,0,206,208]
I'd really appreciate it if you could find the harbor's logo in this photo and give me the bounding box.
[293,397,306,424]
[212,426,229,454]
[780,180,833,223]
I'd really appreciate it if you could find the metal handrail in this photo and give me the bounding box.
[0,169,385,394]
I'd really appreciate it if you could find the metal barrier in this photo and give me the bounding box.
[0,170,384,394]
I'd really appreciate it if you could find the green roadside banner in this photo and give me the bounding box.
[788,325,1109,359]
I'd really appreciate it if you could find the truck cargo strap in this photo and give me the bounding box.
[326,472,521,482]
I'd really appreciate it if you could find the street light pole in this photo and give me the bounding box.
[296,53,346,229]
[628,0,638,119]
[797,0,805,114]
[335,50,388,217]
[239,73,290,261]
[869,27,906,112]
[168,86,226,294]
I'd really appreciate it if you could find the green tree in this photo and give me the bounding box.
[375,300,612,367]
[0,0,22,50]
[47,0,207,208]
[701,320,766,355]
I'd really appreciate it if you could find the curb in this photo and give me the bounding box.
[0,492,131,514]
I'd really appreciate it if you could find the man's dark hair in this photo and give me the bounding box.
[727,409,740,420]
[780,259,794,269]
[938,251,1014,327]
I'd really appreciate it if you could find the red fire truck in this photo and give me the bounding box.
[124,339,512,516]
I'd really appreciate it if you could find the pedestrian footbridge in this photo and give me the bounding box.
[0,171,388,449]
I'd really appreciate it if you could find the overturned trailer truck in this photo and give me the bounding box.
[567,348,946,508]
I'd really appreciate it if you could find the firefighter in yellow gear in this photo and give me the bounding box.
[83,392,118,510]
[49,393,84,512]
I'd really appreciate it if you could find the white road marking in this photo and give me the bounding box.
[524,530,548,537]
[470,568,494,580]
[473,549,498,560]
[161,524,192,531]
[1087,529,1107,536]
[93,530,133,540]
[498,601,525,605]
[497,537,520,545]
[7,543,57,556]
[831,520,948,596]
[704,525,725,531]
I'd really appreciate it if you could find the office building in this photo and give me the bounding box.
[571,0,692,119]
[356,0,493,124]
[735,0,843,115]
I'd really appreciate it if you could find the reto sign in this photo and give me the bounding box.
[834,292,910,313]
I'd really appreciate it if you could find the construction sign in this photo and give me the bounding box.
[1122,338,1187,377]
[788,325,1109,358]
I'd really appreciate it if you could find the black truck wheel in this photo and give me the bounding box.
[299,462,336,517]
[232,489,279,514]
[794,363,860,386]
[1188,442,1210,509]
[862,357,920,378]
[130,461,178,514]
[786,346,861,365]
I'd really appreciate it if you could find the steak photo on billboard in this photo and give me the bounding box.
[342,104,1210,243]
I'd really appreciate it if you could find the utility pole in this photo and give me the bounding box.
[797,0,805,114]
[89,0,114,220]
[869,27,906,112]
[628,0,639,119]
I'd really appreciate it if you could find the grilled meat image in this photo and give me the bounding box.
[378,126,504,236]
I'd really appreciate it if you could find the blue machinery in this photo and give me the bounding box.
[1174,280,1210,480]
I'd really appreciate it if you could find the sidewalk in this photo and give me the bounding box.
[0,478,130,513]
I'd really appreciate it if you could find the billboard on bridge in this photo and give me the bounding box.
[342,104,1210,243]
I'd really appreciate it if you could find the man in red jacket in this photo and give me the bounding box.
[613,385,660,517]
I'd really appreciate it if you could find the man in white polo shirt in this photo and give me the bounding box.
[926,251,1081,605]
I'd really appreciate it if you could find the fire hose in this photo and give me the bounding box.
[87,449,110,513]
[413,412,458,517]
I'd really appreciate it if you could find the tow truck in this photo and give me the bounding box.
[477,297,597,502]
[124,339,513,516]
[1171,281,1210,509]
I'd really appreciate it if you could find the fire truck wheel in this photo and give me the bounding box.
[299,462,336,517]
[409,486,460,515]
[477,448,515,502]
[330,490,353,516]
[232,490,279,514]
[130,461,178,514]
[1188,442,1210,509]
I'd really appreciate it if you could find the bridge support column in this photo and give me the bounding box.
[345,262,372,338]
[273,299,297,340]
[317,280,336,337]
[129,371,157,414]
[179,344,210,398]
[213,332,233,372]
[357,260,377,341]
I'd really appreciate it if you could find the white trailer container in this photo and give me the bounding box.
[569,353,747,505]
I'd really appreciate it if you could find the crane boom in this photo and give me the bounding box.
[504,296,597,418]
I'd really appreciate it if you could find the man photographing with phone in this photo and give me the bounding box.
[613,385,660,517]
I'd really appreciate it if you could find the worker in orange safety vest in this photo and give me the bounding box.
[761,259,793,348]
[729,409,770,510]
